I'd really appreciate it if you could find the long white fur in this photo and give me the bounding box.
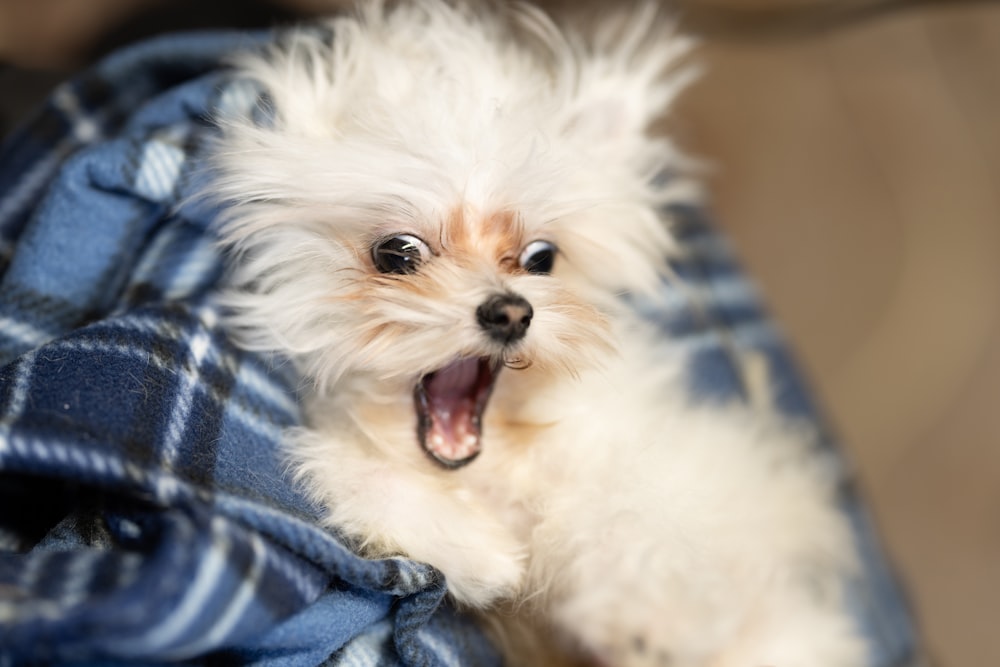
[207,1,868,665]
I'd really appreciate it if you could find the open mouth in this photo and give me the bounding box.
[414,357,498,469]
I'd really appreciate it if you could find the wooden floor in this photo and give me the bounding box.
[675,4,1000,666]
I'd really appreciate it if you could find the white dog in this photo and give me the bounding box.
[207,1,867,664]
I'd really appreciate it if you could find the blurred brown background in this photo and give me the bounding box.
[1,1,997,665]
[675,4,1000,666]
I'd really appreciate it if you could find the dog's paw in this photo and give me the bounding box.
[435,540,526,608]
[364,514,526,609]
[364,482,527,608]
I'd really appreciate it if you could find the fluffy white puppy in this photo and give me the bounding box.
[208,1,867,665]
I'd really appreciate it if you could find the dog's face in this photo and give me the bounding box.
[208,1,695,466]
[343,203,626,467]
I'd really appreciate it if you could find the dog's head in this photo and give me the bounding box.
[209,0,696,467]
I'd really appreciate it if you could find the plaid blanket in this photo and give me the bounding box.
[0,29,921,667]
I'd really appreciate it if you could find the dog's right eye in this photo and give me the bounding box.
[372,234,430,274]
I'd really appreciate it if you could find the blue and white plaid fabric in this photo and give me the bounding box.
[0,29,921,666]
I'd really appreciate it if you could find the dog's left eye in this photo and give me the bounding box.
[519,240,557,274]
[372,234,430,274]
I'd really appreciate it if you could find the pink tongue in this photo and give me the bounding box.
[423,359,486,464]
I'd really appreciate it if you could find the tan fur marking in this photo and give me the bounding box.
[443,207,525,272]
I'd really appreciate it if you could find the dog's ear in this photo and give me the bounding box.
[558,5,697,153]
[538,7,699,297]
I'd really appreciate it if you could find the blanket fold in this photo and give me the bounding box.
[0,28,919,667]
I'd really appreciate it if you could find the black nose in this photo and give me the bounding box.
[476,293,533,345]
